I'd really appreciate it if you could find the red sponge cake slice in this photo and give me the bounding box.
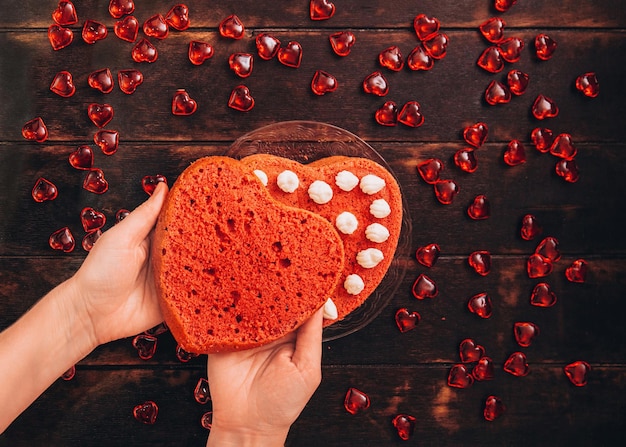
[152,156,345,353]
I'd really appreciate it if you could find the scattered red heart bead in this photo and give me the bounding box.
[514,322,540,347]
[447,364,474,388]
[80,207,106,232]
[507,69,529,95]
[22,117,48,142]
[142,174,167,195]
[228,85,255,112]
[423,33,448,59]
[133,401,158,425]
[454,148,478,173]
[467,293,492,318]
[564,361,591,387]
[49,227,75,252]
[467,195,490,220]
[530,282,557,307]
[463,122,488,148]
[143,14,169,40]
[32,177,58,202]
[413,14,439,41]
[200,411,213,430]
[277,41,303,68]
[219,14,245,40]
[398,101,424,128]
[229,53,254,78]
[82,230,102,251]
[575,72,599,98]
[88,68,114,94]
[392,414,416,441]
[411,273,438,299]
[378,46,404,71]
[503,139,526,166]
[194,377,211,404]
[344,387,370,414]
[165,4,190,31]
[535,236,561,262]
[484,395,505,421]
[83,169,109,194]
[527,253,553,278]
[459,338,485,363]
[310,0,335,20]
[311,70,337,95]
[494,0,518,12]
[479,17,506,43]
[82,20,108,44]
[415,243,440,268]
[555,159,580,183]
[116,209,130,223]
[532,94,559,119]
[118,69,143,94]
[144,322,168,336]
[176,344,197,362]
[256,34,281,60]
[188,41,214,66]
[434,179,459,205]
[132,334,158,360]
[477,46,504,73]
[417,158,444,184]
[329,31,355,57]
[88,103,114,128]
[171,89,197,116]
[114,15,139,42]
[531,127,554,153]
[565,259,588,283]
[407,45,434,71]
[69,145,94,170]
[374,101,398,126]
[61,365,76,381]
[394,308,420,333]
[132,38,158,63]
[520,214,542,241]
[485,80,511,105]
[52,1,78,26]
[108,0,134,19]
[498,37,524,63]
[469,251,491,276]
[550,133,577,160]
[50,70,76,97]
[535,33,557,61]
[503,351,529,377]
[48,24,74,50]
[472,356,495,381]
[362,71,389,96]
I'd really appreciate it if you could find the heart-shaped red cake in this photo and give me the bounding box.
[152,156,345,353]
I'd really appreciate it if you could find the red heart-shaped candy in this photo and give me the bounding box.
[415,243,440,268]
[459,338,485,363]
[219,14,245,39]
[310,0,335,20]
[374,101,398,126]
[108,0,135,19]
[411,274,437,299]
[413,14,439,41]
[118,69,143,94]
[143,14,169,40]
[80,207,106,232]
[394,308,420,333]
[88,103,114,128]
[165,4,190,31]
[69,145,94,170]
[228,85,255,112]
[417,158,444,184]
[94,130,119,155]
[48,24,73,50]
[52,1,78,26]
[88,68,114,94]
[114,15,139,42]
[463,122,488,148]
[22,117,48,142]
[277,41,303,68]
[398,101,424,128]
[344,388,370,415]
[171,89,198,116]
[32,177,58,202]
[256,34,281,60]
[132,38,158,63]
[503,351,529,377]
[329,31,355,57]
[189,41,214,65]
[50,71,76,97]
[530,283,557,307]
[83,169,109,194]
[447,364,474,388]
[311,70,337,95]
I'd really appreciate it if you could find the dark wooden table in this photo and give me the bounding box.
[1,1,625,445]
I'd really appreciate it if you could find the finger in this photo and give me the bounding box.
[292,306,324,372]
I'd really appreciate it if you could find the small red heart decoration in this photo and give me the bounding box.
[415,243,440,268]
[142,174,167,195]
[433,179,459,205]
[514,322,540,347]
[193,377,211,404]
[94,130,119,155]
[531,127,554,153]
[363,71,389,96]
[132,334,158,360]
[411,274,437,299]
[329,31,355,57]
[477,46,504,73]
[467,194,490,220]
[463,122,488,148]
[413,14,439,41]
[108,0,135,19]
[310,0,335,20]
[407,45,434,71]
[423,33,448,59]
[397,101,424,128]
[447,364,474,388]
[344,388,370,415]
[143,14,169,40]
[83,169,109,194]
[575,72,599,98]
[394,308,420,333]
[532,94,559,119]
[188,41,214,65]
[117,69,143,94]
[311,70,337,95]
[417,158,444,184]
[520,214,542,241]
[52,1,78,26]
[82,20,108,45]
[171,89,198,116]
[132,38,158,63]
[69,145,94,170]
[468,250,491,276]
[485,80,512,105]
[165,4,190,31]
[454,148,478,173]
[530,282,557,307]
[378,46,404,71]
[565,259,588,283]
[467,292,492,318]
[80,207,106,232]
[507,69,529,95]
[229,53,254,78]
[459,338,485,363]
[49,227,75,253]
[133,401,158,424]
[555,158,580,183]
[32,177,58,202]
[535,236,560,262]
[219,14,245,40]
[472,356,495,381]
[479,17,506,43]
[228,85,255,112]
[535,33,557,60]
[88,68,114,94]
[50,70,76,97]
[503,139,526,166]
[498,36,524,63]
[495,0,518,12]
[503,351,529,377]
[392,414,416,441]
[88,103,114,128]
[256,33,281,60]
[22,117,48,142]
[549,133,577,160]
[526,253,553,278]
[277,41,303,68]
[114,15,139,42]
[82,230,102,252]
[48,24,74,50]
[374,101,398,127]
[484,396,505,421]
[564,361,590,387]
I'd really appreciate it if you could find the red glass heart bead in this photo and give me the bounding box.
[530,283,557,307]
[479,17,506,43]
[521,214,542,241]
[469,251,491,276]
[143,14,168,40]
[188,41,214,66]
[477,46,504,73]
[378,46,404,71]
[555,159,580,183]
[484,395,505,421]
[83,169,109,194]
[564,361,590,387]
[50,71,76,97]
[411,274,438,300]
[277,41,303,68]
[395,308,420,333]
[81,207,106,232]
[467,195,490,220]
[535,33,557,60]
[531,127,554,153]
[507,69,529,95]
[527,253,553,278]
[575,72,599,98]
[434,179,459,205]
[82,20,108,44]
[200,411,213,430]
[468,293,492,318]
[566,259,588,283]
[52,1,78,26]
[362,72,389,96]
[108,0,134,18]
[219,14,245,40]
[375,101,398,126]
[176,344,197,362]
[485,80,511,105]
[88,68,114,94]
[22,117,48,142]
[228,85,255,112]
[413,14,439,41]
[114,15,139,42]
[454,148,478,173]
[116,209,130,223]
[503,351,529,377]
[255,34,280,60]
[498,37,524,63]
[447,364,474,389]
[118,69,143,94]
[61,365,76,381]
[398,101,424,128]
[472,356,495,381]
[344,387,370,414]
[532,94,559,119]
[194,377,211,404]
[536,236,560,262]
[171,89,197,116]
[133,401,158,424]
[311,70,337,95]
[82,230,102,251]
[329,31,355,57]
[49,227,75,252]
[69,145,94,170]
[494,0,518,12]
[423,33,448,59]
[132,334,158,360]
[88,103,114,128]
[407,45,434,71]
[165,4,190,31]
[392,414,416,441]
[503,139,526,166]
[142,174,167,195]
[229,53,254,78]
[310,0,335,20]
[550,133,577,160]
[463,122,488,148]
[144,322,169,336]
[132,38,158,63]
[417,158,444,184]
[459,338,485,363]
[48,24,74,50]
[32,177,58,202]
[415,243,440,268]
[514,322,539,347]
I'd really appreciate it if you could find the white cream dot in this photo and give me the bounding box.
[276,170,299,193]
[344,274,365,295]
[335,212,358,234]
[308,180,333,204]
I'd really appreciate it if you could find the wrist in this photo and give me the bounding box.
[58,277,100,358]
[207,423,289,447]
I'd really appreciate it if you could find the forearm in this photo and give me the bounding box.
[0,278,97,433]
[206,425,289,447]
